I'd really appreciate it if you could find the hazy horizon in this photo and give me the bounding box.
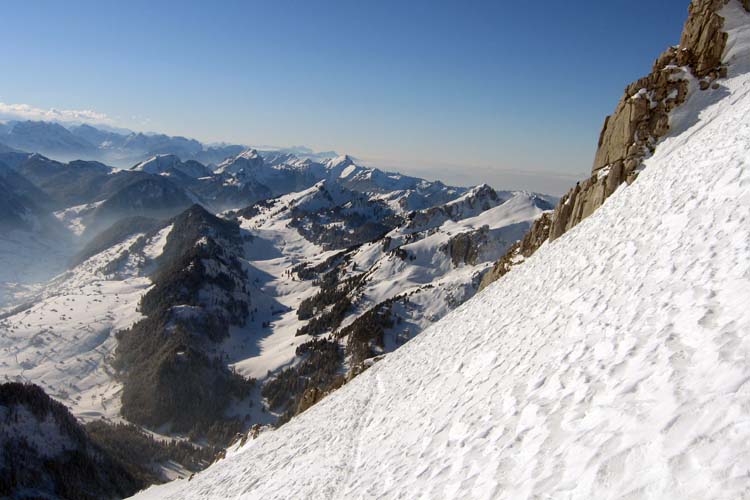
[1,0,691,194]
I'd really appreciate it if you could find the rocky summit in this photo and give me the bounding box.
[480,0,748,291]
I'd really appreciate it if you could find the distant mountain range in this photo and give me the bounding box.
[0,119,335,168]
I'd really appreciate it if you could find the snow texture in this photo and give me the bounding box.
[132,8,750,499]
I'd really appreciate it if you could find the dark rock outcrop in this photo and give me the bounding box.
[678,0,735,76]
[480,213,552,283]
[481,0,746,291]
[443,226,492,266]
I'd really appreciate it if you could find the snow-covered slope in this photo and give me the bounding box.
[333,190,550,350]
[224,204,338,381]
[0,228,168,419]
[132,6,750,498]
[132,154,212,178]
[223,183,546,407]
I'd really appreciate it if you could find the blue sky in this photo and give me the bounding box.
[1,0,689,193]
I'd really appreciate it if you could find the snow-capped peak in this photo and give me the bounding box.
[236,148,261,161]
[132,154,181,172]
[132,154,211,178]
[215,148,265,175]
[326,154,355,169]
[326,155,355,177]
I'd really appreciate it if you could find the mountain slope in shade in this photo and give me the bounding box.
[0,383,140,500]
[81,176,193,237]
[0,153,198,241]
[131,5,750,498]
[0,160,74,306]
[1,121,96,157]
[0,166,48,230]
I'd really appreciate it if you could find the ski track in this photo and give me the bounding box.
[132,9,750,500]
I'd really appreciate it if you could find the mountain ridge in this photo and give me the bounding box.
[481,0,749,290]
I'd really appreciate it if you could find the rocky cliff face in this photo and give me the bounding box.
[442,227,491,266]
[480,0,747,291]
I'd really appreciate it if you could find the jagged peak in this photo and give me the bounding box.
[467,183,494,195]
[178,203,214,220]
[27,152,51,161]
[171,203,238,233]
[236,148,260,160]
[447,183,498,206]
[132,153,181,171]
[215,148,264,175]
[326,154,356,169]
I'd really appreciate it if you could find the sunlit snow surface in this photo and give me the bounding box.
[0,232,163,419]
[132,6,750,499]
[224,184,545,381]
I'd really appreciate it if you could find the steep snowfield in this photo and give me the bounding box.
[132,8,750,499]
[53,201,103,237]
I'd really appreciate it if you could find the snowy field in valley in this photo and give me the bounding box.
[0,231,166,420]
[224,208,338,380]
[131,5,750,499]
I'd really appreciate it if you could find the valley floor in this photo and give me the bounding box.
[0,234,151,420]
[223,214,339,381]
